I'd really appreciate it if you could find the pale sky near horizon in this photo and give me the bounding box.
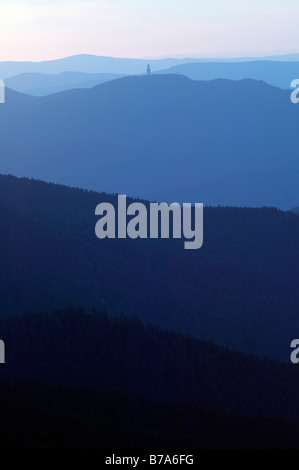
[0,0,299,61]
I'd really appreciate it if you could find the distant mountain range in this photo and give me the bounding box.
[0,54,209,80]
[5,72,125,96]
[259,53,299,62]
[1,51,298,450]
[158,61,299,89]
[0,75,298,209]
[1,53,299,80]
[2,54,299,96]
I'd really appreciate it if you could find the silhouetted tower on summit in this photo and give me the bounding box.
[147,64,152,75]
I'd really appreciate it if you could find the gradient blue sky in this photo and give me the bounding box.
[0,0,299,61]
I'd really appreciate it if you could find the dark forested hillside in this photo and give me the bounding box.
[2,380,299,449]
[0,175,298,361]
[1,307,299,420]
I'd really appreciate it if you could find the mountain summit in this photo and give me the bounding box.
[0,75,298,208]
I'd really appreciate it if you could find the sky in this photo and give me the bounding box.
[0,0,299,61]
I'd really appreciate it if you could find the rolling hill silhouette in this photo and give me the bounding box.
[2,308,299,448]
[0,175,298,362]
[158,61,299,89]
[0,75,298,209]
[5,72,125,96]
[1,53,299,80]
[0,54,206,80]
[2,306,299,421]
[5,59,299,96]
